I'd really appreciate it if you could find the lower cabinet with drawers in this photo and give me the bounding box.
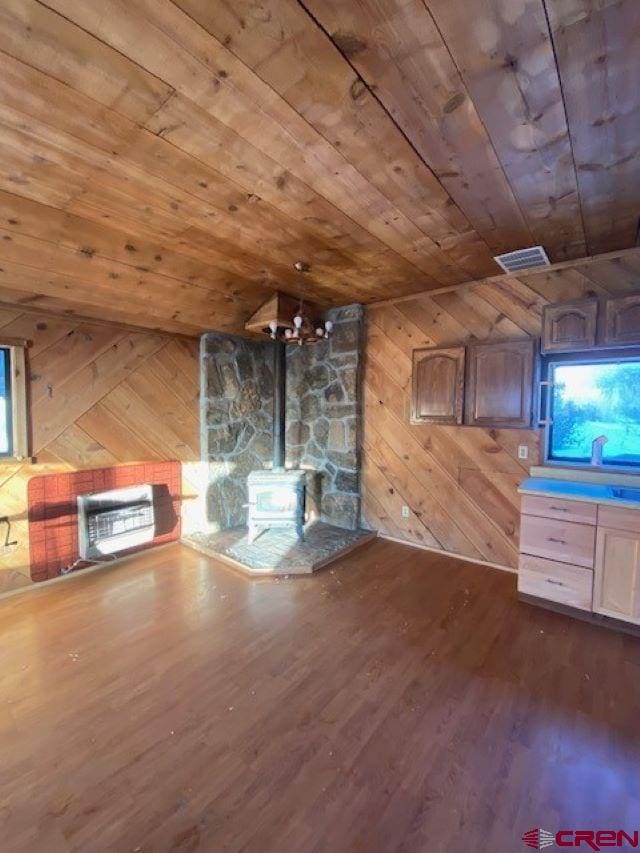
[518,492,640,628]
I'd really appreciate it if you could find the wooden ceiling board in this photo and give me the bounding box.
[545,0,640,254]
[0,0,636,336]
[425,0,587,262]
[170,0,499,278]
[39,0,467,285]
[301,0,533,258]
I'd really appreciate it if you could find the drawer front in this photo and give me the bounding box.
[597,504,640,534]
[518,554,593,611]
[521,494,597,525]
[520,514,596,568]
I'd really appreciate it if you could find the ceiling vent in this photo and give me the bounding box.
[494,246,550,274]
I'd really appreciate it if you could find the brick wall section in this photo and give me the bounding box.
[27,462,181,582]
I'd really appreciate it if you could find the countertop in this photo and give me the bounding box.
[519,477,640,509]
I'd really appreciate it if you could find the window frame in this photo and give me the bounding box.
[0,340,29,463]
[541,347,640,472]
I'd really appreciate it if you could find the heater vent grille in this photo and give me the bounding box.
[494,246,550,273]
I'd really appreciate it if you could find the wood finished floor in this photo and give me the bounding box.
[1,540,639,852]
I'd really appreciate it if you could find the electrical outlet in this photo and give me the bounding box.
[401,505,410,519]
[518,445,529,460]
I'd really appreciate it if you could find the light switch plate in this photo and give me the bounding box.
[401,505,410,518]
[518,445,529,460]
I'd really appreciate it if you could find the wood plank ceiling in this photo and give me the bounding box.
[0,0,638,336]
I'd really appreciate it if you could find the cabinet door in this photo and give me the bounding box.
[541,299,598,353]
[604,295,640,347]
[411,347,465,425]
[594,526,640,624]
[464,339,535,428]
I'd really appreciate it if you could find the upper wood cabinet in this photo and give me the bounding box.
[541,293,640,352]
[541,298,598,353]
[411,346,465,425]
[603,294,640,347]
[464,339,535,428]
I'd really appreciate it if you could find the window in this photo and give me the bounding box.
[546,356,640,468]
[0,347,13,456]
[0,343,28,461]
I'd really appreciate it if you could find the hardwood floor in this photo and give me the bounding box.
[1,539,639,852]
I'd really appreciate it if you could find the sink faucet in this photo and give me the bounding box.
[591,435,608,466]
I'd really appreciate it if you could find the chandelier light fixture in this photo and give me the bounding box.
[267,262,333,346]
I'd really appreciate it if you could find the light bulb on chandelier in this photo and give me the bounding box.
[264,262,334,346]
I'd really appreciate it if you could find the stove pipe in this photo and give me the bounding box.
[273,339,286,470]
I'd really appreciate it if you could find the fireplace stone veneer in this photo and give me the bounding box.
[200,304,363,535]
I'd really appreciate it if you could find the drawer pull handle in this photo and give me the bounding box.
[546,579,564,586]
[549,506,569,512]
[547,537,567,545]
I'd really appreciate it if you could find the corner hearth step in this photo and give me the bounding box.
[182,522,376,576]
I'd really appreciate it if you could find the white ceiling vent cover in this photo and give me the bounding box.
[494,246,550,274]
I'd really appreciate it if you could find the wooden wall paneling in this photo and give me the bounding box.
[520,267,609,303]
[364,252,640,569]
[366,304,437,357]
[0,313,200,594]
[363,349,520,566]
[28,324,125,406]
[393,296,473,345]
[0,307,23,328]
[0,313,77,357]
[546,0,640,254]
[578,255,640,296]
[302,0,532,260]
[469,279,546,336]
[77,403,164,463]
[363,426,479,556]
[97,383,197,463]
[426,0,586,262]
[31,334,166,452]
[123,361,200,452]
[428,289,523,342]
[361,441,448,551]
[44,424,120,469]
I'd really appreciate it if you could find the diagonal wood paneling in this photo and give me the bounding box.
[0,313,199,594]
[363,246,640,570]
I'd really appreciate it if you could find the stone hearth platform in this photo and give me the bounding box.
[183,522,376,576]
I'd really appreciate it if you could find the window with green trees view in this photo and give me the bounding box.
[0,346,12,457]
[548,359,640,467]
